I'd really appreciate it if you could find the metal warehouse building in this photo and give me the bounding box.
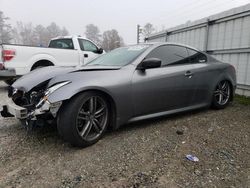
[146,3,250,96]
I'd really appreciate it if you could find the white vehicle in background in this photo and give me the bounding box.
[0,36,104,85]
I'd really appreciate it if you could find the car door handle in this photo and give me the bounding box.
[185,71,193,78]
[84,54,88,58]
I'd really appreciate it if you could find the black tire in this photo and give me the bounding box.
[4,78,16,85]
[31,65,45,71]
[57,91,110,147]
[211,80,231,109]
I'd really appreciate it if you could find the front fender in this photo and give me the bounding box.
[47,79,133,128]
[48,85,114,103]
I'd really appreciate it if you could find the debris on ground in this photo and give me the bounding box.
[0,82,249,187]
[186,154,199,162]
[176,130,184,135]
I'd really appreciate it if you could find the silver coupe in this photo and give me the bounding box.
[0,43,236,147]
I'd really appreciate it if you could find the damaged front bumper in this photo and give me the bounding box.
[0,99,28,119]
[0,98,62,120]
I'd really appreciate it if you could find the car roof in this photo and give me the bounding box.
[140,42,201,52]
[51,35,88,40]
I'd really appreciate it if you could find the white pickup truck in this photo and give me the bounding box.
[0,36,104,84]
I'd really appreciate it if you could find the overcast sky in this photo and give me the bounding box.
[1,0,250,44]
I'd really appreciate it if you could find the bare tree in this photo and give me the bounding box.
[85,24,102,45]
[14,22,37,45]
[12,22,70,46]
[46,22,61,39]
[0,11,12,43]
[102,29,123,51]
[34,24,48,46]
[44,23,69,46]
[11,27,21,44]
[61,27,69,36]
[143,23,155,38]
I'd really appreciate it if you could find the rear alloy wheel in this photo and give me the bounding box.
[212,80,231,109]
[57,91,109,147]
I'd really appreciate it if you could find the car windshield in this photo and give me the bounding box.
[86,45,150,67]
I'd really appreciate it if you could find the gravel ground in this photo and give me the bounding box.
[0,81,249,188]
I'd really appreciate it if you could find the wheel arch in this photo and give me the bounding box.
[224,79,234,101]
[31,60,54,71]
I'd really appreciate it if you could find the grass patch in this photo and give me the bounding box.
[235,95,250,105]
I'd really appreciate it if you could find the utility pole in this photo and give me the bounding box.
[137,24,142,44]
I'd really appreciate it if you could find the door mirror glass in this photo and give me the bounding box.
[137,58,161,70]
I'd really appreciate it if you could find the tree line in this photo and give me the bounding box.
[0,11,70,47]
[0,10,156,51]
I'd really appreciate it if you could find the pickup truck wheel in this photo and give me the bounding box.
[57,91,109,147]
[31,61,54,71]
[31,65,45,71]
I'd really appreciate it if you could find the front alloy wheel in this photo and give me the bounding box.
[57,91,109,147]
[76,96,108,142]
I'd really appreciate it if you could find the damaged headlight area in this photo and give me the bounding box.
[44,81,71,98]
[3,81,71,121]
[30,81,71,118]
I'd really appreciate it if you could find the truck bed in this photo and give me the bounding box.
[1,44,80,75]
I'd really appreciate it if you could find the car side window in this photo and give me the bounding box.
[187,48,207,63]
[78,39,98,52]
[146,45,189,67]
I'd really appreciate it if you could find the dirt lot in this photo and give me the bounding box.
[0,81,249,188]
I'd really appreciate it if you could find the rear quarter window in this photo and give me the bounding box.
[187,48,207,63]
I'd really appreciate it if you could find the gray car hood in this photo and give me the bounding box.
[12,65,120,91]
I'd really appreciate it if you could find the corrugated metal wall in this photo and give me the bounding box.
[146,3,250,96]
[168,27,206,50]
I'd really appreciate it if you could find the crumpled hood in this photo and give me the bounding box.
[12,65,120,91]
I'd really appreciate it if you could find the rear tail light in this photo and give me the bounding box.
[2,49,16,62]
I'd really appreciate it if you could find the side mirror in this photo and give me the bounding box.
[137,58,161,70]
[96,48,103,54]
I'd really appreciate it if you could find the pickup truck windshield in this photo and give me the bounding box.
[87,45,150,67]
[49,39,74,49]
